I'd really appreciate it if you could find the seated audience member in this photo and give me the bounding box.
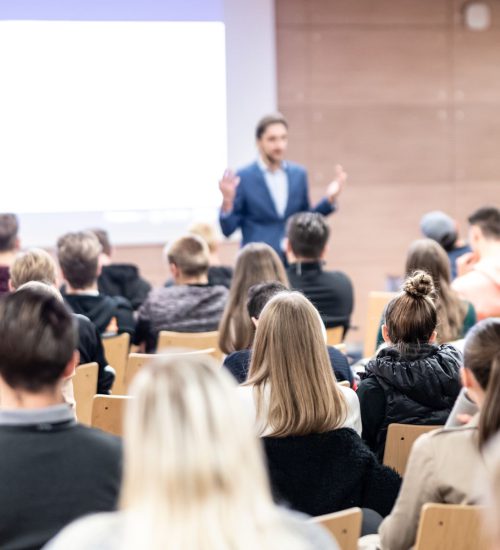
[0,287,121,549]
[367,318,500,550]
[45,355,338,550]
[58,231,135,337]
[91,228,151,310]
[10,248,114,394]
[420,210,471,280]
[358,271,462,460]
[239,292,400,518]
[452,206,500,320]
[286,212,353,333]
[135,235,228,352]
[223,282,353,386]
[0,213,20,295]
[219,243,289,355]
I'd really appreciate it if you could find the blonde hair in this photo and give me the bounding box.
[218,243,289,354]
[121,355,306,550]
[189,222,217,254]
[246,292,347,437]
[10,248,57,289]
[167,235,210,277]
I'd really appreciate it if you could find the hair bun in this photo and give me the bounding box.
[403,270,434,298]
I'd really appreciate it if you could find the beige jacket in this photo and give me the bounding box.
[378,416,484,550]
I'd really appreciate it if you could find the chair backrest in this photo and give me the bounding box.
[310,507,362,550]
[102,333,130,395]
[124,349,216,390]
[73,362,98,426]
[91,395,131,437]
[363,291,397,358]
[326,326,344,346]
[383,423,442,476]
[157,330,222,359]
[414,504,489,550]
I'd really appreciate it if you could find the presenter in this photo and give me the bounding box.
[218,113,347,259]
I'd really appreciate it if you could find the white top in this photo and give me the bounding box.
[258,157,288,218]
[238,383,362,436]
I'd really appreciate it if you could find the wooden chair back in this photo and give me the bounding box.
[310,507,362,550]
[102,333,130,395]
[157,330,222,359]
[383,423,442,476]
[414,504,489,550]
[91,395,131,437]
[326,326,344,346]
[363,291,397,358]
[73,362,98,426]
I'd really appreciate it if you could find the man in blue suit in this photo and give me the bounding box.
[219,113,347,259]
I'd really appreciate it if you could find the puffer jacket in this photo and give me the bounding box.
[357,344,462,459]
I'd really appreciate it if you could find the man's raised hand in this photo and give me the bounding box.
[326,164,348,204]
[219,169,240,213]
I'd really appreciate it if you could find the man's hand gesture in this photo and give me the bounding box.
[219,169,240,213]
[326,164,348,204]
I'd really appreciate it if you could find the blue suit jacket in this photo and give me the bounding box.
[219,161,335,257]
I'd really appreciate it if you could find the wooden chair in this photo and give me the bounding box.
[363,291,397,358]
[124,349,216,390]
[102,333,130,395]
[157,330,222,359]
[326,326,344,346]
[414,504,489,550]
[383,423,442,476]
[310,508,362,550]
[91,395,131,437]
[73,362,98,426]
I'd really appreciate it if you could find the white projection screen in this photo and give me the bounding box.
[0,20,227,245]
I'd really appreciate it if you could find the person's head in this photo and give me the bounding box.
[166,235,210,283]
[255,113,288,166]
[218,243,289,354]
[90,228,112,258]
[382,270,438,350]
[286,212,330,261]
[121,354,300,549]
[460,318,500,449]
[188,222,218,255]
[0,213,20,254]
[246,281,289,326]
[247,292,346,437]
[57,231,102,290]
[0,286,78,395]
[9,248,58,290]
[405,239,465,343]
[420,211,458,252]
[468,206,500,254]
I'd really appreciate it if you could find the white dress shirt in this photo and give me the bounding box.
[258,157,288,218]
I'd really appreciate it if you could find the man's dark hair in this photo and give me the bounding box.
[0,213,19,252]
[0,287,77,391]
[468,207,500,240]
[287,212,330,260]
[247,281,288,320]
[91,228,112,256]
[57,231,102,289]
[255,113,288,140]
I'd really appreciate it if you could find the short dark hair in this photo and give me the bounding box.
[287,212,330,259]
[57,231,102,289]
[0,287,77,391]
[91,228,112,256]
[255,113,288,140]
[246,281,288,319]
[0,213,19,252]
[468,207,500,240]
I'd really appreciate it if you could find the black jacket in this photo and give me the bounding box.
[357,344,462,459]
[98,264,151,310]
[263,429,401,518]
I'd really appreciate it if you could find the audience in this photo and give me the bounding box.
[358,271,462,459]
[0,213,20,295]
[286,212,353,333]
[0,287,121,549]
[10,248,114,394]
[46,355,338,550]
[58,231,135,337]
[223,281,353,386]
[91,228,152,311]
[135,235,228,352]
[239,291,400,519]
[420,210,471,279]
[219,243,289,355]
[452,206,500,320]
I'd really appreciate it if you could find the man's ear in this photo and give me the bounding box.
[7,279,15,292]
[381,324,391,344]
[63,350,80,379]
[251,316,259,328]
[170,263,180,280]
[319,244,328,260]
[429,330,438,343]
[469,225,482,247]
[285,238,296,262]
[460,367,472,389]
[14,237,21,251]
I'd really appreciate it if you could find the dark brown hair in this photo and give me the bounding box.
[463,318,500,449]
[91,228,112,256]
[468,206,500,240]
[246,281,288,320]
[0,213,19,252]
[405,239,467,343]
[255,113,288,140]
[287,212,330,260]
[57,231,102,289]
[167,235,209,278]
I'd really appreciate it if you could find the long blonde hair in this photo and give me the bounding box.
[121,355,307,550]
[246,292,347,437]
[218,243,289,354]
